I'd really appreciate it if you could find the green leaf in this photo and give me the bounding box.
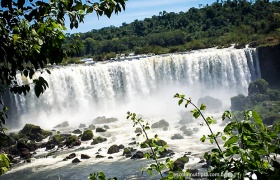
[222,136,227,141]
[200,135,206,142]
[200,103,206,110]
[252,111,263,127]
[178,99,183,106]
[224,136,238,147]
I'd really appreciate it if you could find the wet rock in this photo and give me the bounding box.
[134,127,142,133]
[96,127,106,133]
[193,127,199,132]
[173,155,189,171]
[179,111,194,124]
[20,148,32,159]
[91,136,107,145]
[199,159,205,163]
[202,164,209,168]
[79,123,86,128]
[93,116,118,124]
[54,121,69,128]
[131,151,144,159]
[65,135,80,147]
[171,134,183,140]
[81,130,93,141]
[81,154,90,159]
[96,155,105,158]
[66,153,76,159]
[72,158,81,163]
[123,147,134,157]
[159,149,175,158]
[107,145,119,154]
[108,156,113,159]
[128,141,136,145]
[45,143,55,150]
[183,129,193,136]
[197,96,222,112]
[72,129,82,134]
[19,124,52,142]
[118,144,125,149]
[103,125,110,129]
[88,124,95,130]
[140,139,167,148]
[151,119,169,129]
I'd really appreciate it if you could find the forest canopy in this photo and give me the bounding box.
[65,0,280,61]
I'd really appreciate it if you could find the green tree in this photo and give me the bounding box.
[0,0,127,174]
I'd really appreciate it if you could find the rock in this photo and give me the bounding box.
[81,130,93,141]
[96,127,106,133]
[49,134,65,146]
[230,94,247,111]
[19,124,52,142]
[128,141,136,145]
[248,79,269,95]
[140,139,167,148]
[46,143,55,150]
[107,145,119,154]
[159,149,175,158]
[134,127,142,133]
[123,147,134,157]
[183,129,193,136]
[179,111,194,124]
[72,158,81,163]
[199,159,205,163]
[151,119,169,129]
[20,148,32,159]
[96,155,105,158]
[79,123,86,128]
[81,154,90,159]
[131,151,144,159]
[163,127,168,131]
[16,140,29,150]
[193,127,199,132]
[197,96,222,112]
[173,155,189,171]
[91,136,107,145]
[65,135,80,147]
[54,121,69,128]
[103,125,110,129]
[171,134,183,140]
[108,156,113,159]
[66,153,76,159]
[93,116,118,124]
[202,164,209,168]
[88,124,95,130]
[72,129,82,134]
[118,144,125,149]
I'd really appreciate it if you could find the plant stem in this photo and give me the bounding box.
[138,121,164,179]
[188,100,222,152]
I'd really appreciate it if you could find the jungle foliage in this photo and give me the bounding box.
[66,0,280,60]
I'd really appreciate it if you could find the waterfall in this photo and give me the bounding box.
[6,47,261,129]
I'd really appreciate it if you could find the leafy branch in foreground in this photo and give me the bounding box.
[175,93,280,179]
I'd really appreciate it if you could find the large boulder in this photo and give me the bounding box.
[248,79,269,95]
[123,147,135,158]
[151,119,169,129]
[53,121,69,128]
[19,124,52,142]
[230,94,247,111]
[79,123,86,128]
[81,154,91,159]
[81,130,93,141]
[107,145,119,154]
[49,134,65,146]
[171,134,184,140]
[20,148,32,159]
[72,129,82,134]
[93,116,118,124]
[197,96,222,112]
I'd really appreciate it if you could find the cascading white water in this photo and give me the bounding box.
[8,47,261,129]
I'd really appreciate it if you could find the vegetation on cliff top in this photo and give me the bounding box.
[66,0,280,61]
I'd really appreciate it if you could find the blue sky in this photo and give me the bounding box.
[68,0,217,33]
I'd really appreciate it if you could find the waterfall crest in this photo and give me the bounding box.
[7,48,261,128]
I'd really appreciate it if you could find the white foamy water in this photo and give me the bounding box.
[3,47,261,179]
